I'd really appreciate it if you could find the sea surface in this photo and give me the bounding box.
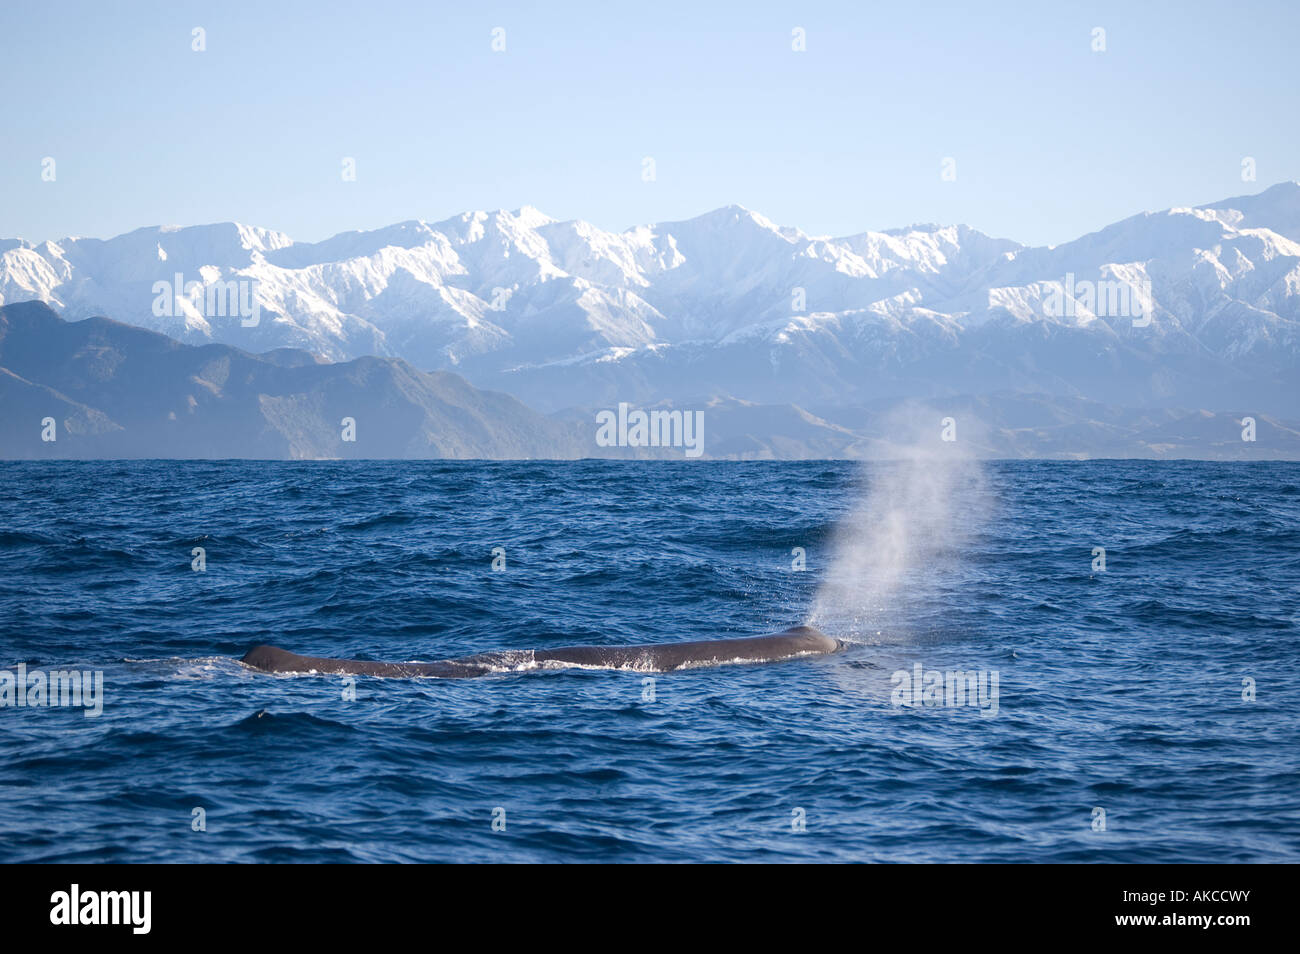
[1,459,1297,863]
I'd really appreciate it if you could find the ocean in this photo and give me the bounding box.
[1,459,1297,862]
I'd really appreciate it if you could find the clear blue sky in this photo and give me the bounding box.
[2,0,1297,247]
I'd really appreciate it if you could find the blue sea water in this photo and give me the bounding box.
[0,459,1297,863]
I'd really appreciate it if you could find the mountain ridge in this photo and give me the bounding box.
[4,300,1298,461]
[0,301,589,459]
[3,183,1299,425]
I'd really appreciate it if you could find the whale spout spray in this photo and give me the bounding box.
[808,414,988,642]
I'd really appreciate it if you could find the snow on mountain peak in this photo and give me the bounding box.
[2,184,1298,417]
[508,205,557,230]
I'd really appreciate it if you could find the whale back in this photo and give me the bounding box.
[241,625,841,678]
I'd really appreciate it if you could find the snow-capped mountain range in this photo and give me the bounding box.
[4,182,1299,415]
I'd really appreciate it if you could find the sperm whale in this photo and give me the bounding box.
[241,625,842,678]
